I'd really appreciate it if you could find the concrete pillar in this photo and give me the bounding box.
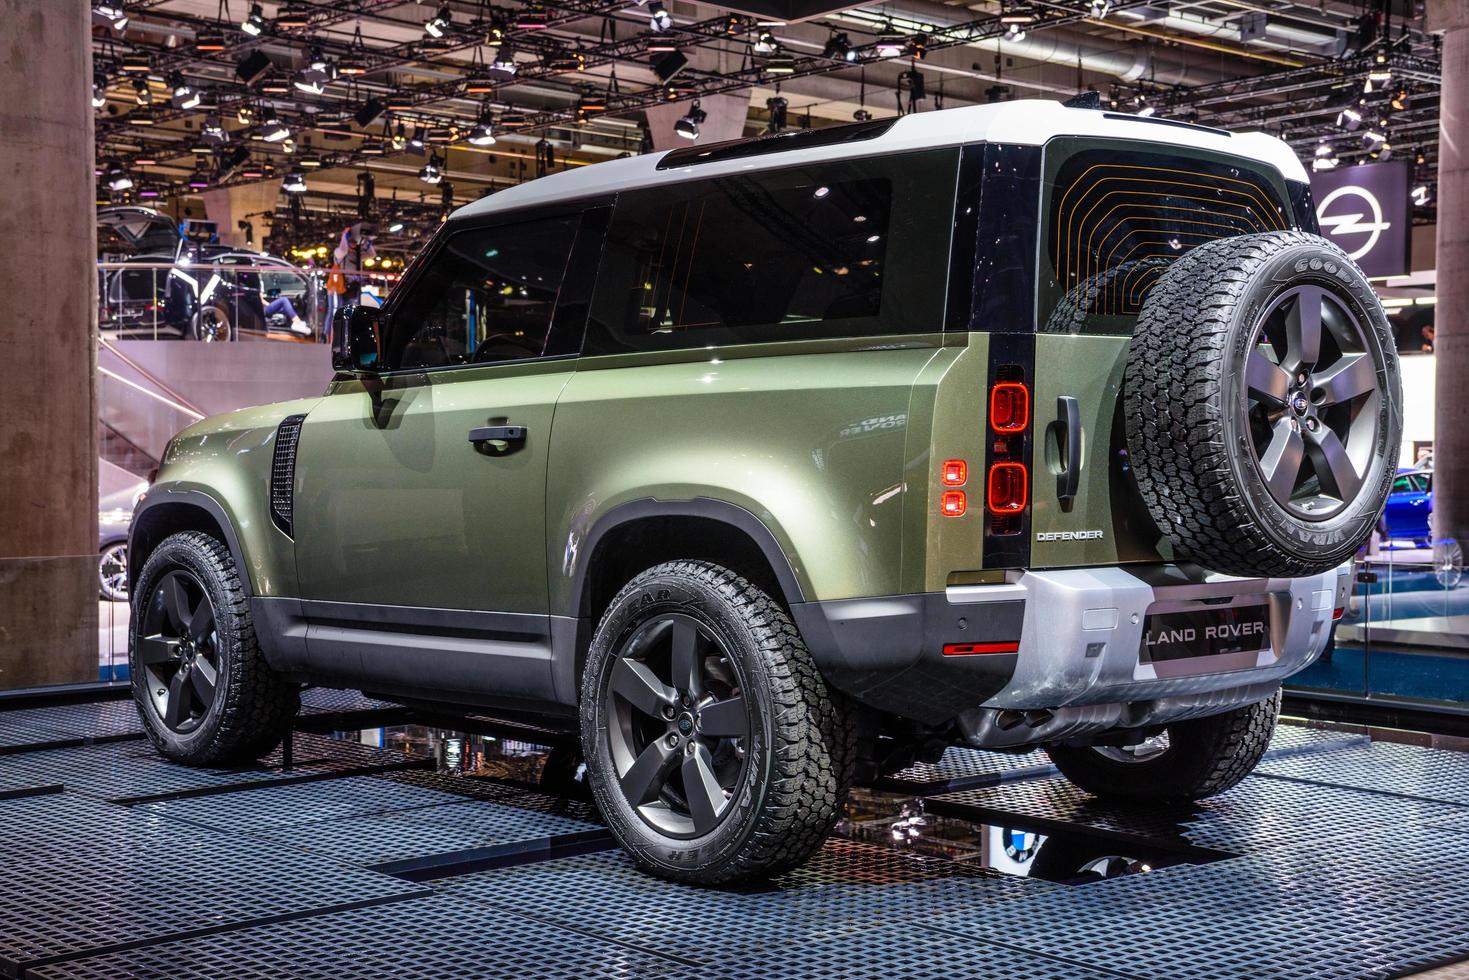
[201,182,280,248]
[0,0,99,688]
[645,93,750,151]
[1429,0,1469,548]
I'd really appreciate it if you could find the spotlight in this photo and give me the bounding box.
[419,154,444,184]
[92,2,129,31]
[424,4,451,39]
[261,115,291,142]
[132,77,150,105]
[275,2,311,29]
[674,100,706,140]
[92,74,108,109]
[766,95,788,131]
[1089,0,1111,17]
[754,30,778,55]
[490,46,518,78]
[1312,141,1338,171]
[823,32,856,62]
[294,46,335,94]
[1411,183,1430,207]
[649,1,672,30]
[1390,86,1409,111]
[467,111,496,146]
[201,114,228,145]
[1415,147,1427,166]
[1004,21,1027,41]
[1336,104,1363,131]
[874,29,905,57]
[240,2,265,36]
[104,161,133,192]
[282,169,307,194]
[167,71,200,109]
[387,218,406,234]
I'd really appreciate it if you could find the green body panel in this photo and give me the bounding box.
[1030,334,1170,567]
[546,338,947,612]
[153,397,322,598]
[290,360,574,612]
[907,339,988,593]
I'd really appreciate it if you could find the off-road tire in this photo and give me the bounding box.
[1046,690,1280,801]
[581,560,855,885]
[1126,231,1401,578]
[130,531,299,764]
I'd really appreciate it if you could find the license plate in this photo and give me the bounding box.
[1141,602,1271,663]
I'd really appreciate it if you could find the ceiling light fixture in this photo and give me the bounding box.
[240,2,265,36]
[92,2,129,31]
[282,169,307,194]
[104,160,133,191]
[419,154,444,184]
[648,1,672,31]
[261,115,291,142]
[675,99,706,140]
[424,4,451,39]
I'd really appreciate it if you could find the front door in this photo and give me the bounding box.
[289,207,600,700]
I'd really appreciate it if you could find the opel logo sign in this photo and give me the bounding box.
[1316,185,1391,261]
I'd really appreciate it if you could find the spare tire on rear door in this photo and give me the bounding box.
[1125,231,1401,578]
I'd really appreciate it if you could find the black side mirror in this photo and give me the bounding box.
[331,304,383,375]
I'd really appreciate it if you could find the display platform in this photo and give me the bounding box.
[2,694,1468,979]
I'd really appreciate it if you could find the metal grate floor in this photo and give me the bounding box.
[6,701,1469,979]
[877,722,1368,797]
[24,894,698,980]
[0,731,429,803]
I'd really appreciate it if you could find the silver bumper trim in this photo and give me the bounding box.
[945,562,1349,712]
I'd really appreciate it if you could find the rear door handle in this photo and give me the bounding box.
[468,425,528,446]
[1052,396,1082,508]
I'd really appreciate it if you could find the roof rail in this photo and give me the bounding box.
[656,118,898,170]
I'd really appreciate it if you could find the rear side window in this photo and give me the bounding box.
[1038,138,1296,335]
[584,149,956,354]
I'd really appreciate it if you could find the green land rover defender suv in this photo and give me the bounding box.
[128,101,1401,884]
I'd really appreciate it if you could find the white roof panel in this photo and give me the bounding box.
[454,100,1308,222]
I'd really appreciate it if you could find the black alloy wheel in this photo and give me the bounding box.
[605,613,751,838]
[1244,284,1382,522]
[136,569,222,733]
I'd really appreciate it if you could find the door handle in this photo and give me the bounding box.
[468,425,528,446]
[1051,395,1082,509]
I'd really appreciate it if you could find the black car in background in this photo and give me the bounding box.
[98,207,320,341]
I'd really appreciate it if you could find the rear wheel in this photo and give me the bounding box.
[581,560,855,884]
[192,306,232,342]
[1046,690,1280,802]
[130,531,298,765]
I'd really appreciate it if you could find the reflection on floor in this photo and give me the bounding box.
[7,695,1469,978]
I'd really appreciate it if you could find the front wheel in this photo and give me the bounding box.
[130,531,299,765]
[1046,690,1280,802]
[581,560,854,885]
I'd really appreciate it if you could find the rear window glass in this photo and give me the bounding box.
[1039,138,1296,335]
[584,149,956,354]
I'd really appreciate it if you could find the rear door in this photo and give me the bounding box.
[1027,136,1305,569]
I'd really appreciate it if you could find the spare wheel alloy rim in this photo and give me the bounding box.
[1242,283,1382,523]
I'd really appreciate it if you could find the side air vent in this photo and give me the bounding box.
[270,415,306,536]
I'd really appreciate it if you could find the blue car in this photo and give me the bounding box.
[1381,469,1433,545]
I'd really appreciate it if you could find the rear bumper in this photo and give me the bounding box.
[792,562,1351,729]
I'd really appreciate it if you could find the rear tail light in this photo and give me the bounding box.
[1333,606,1345,621]
[940,490,968,517]
[989,382,1030,434]
[941,459,968,487]
[987,461,1028,514]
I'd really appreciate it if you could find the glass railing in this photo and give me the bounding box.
[97,260,330,343]
[1289,540,1469,708]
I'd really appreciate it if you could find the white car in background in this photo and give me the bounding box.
[99,482,148,601]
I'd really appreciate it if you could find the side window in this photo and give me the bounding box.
[261,266,307,299]
[585,149,956,354]
[384,214,580,370]
[1038,138,1296,335]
